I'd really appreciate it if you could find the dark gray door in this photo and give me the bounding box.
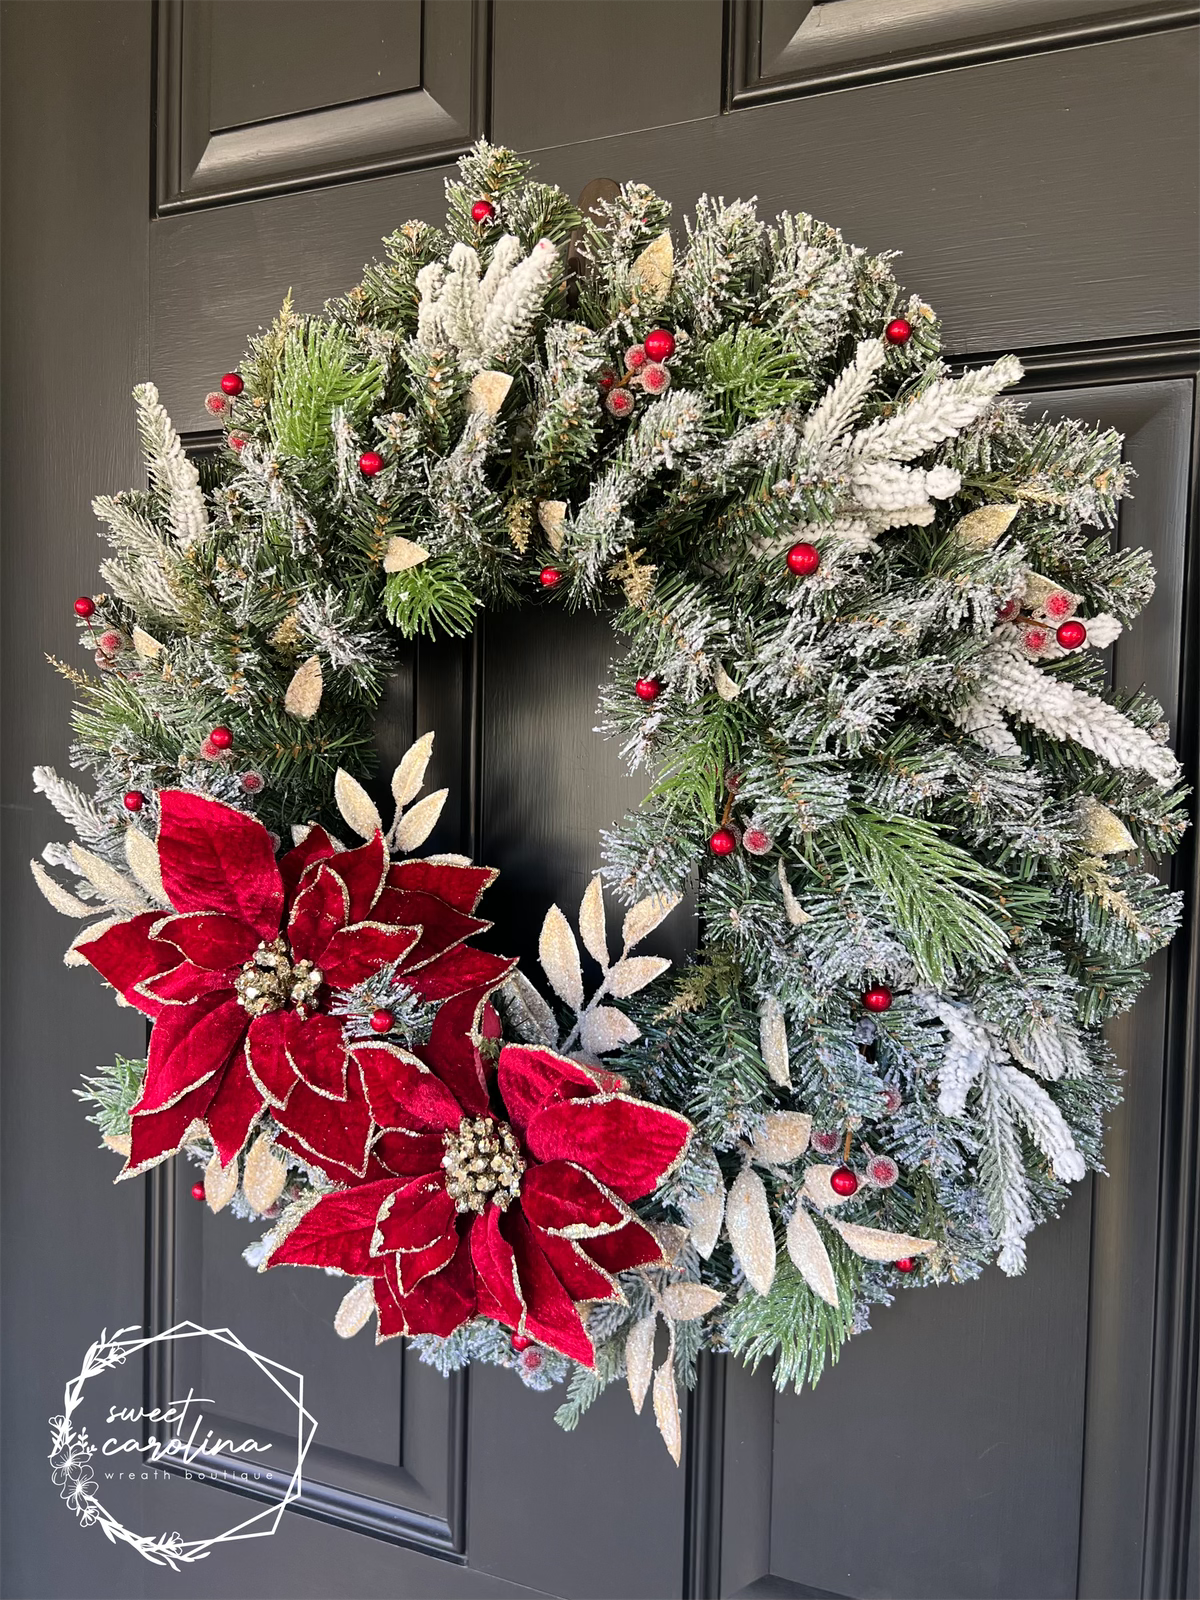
[3,5,1198,1598]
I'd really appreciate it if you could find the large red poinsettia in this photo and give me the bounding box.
[77,791,512,1178]
[264,1043,691,1363]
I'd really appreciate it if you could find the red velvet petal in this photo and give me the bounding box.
[580,1213,666,1276]
[273,1077,372,1177]
[123,1080,217,1176]
[285,1010,349,1099]
[470,1206,524,1328]
[372,1127,449,1179]
[519,1160,626,1235]
[371,888,489,970]
[265,1182,398,1274]
[355,1041,463,1132]
[138,994,248,1112]
[376,1233,475,1339]
[287,864,350,966]
[529,1229,619,1305]
[524,1095,691,1201]
[77,911,179,1017]
[136,961,233,1007]
[279,825,337,905]
[495,1045,604,1138]
[386,859,497,915]
[402,945,516,1003]
[323,831,388,923]
[271,1131,392,1187]
[319,922,421,990]
[392,1231,460,1294]
[157,790,283,940]
[506,1210,595,1366]
[205,1051,266,1166]
[244,1012,294,1107]
[415,986,497,1116]
[372,1173,456,1255]
[156,911,259,971]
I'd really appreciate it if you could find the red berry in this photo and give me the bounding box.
[863,985,893,1013]
[74,596,96,618]
[539,567,562,588]
[511,1333,532,1351]
[743,827,773,855]
[220,372,244,396]
[709,828,737,857]
[997,597,1020,622]
[639,362,671,395]
[625,344,647,370]
[830,1166,859,1197]
[191,1182,206,1201]
[598,369,616,392]
[204,391,228,415]
[811,1130,841,1155]
[787,542,820,576]
[894,1257,917,1273]
[867,1155,899,1188]
[471,200,496,222]
[229,435,246,452]
[885,317,913,345]
[634,677,661,702]
[358,451,384,477]
[605,387,635,418]
[123,790,145,812]
[1056,619,1087,650]
[208,725,233,750]
[98,630,124,655]
[643,328,676,363]
[369,1009,394,1034]
[240,771,265,794]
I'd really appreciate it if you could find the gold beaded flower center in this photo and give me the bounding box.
[234,937,323,1017]
[442,1115,525,1213]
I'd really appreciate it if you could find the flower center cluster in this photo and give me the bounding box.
[234,937,323,1017]
[442,1115,524,1213]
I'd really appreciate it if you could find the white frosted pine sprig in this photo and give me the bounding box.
[802,337,886,447]
[32,766,115,845]
[851,355,1024,463]
[131,382,208,549]
[415,236,559,371]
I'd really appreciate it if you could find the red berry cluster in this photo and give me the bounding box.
[602,329,676,417]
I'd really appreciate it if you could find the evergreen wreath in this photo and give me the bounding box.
[34,143,1186,1458]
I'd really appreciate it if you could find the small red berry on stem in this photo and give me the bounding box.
[997,597,1020,622]
[625,344,647,371]
[220,372,244,396]
[358,451,384,477]
[123,790,145,812]
[208,725,233,751]
[369,1009,394,1034]
[643,328,676,363]
[471,200,496,222]
[634,677,661,702]
[830,1166,859,1197]
[605,387,635,418]
[229,435,246,452]
[894,1257,917,1274]
[787,542,820,576]
[863,984,893,1013]
[1056,619,1087,650]
[885,317,912,345]
[204,391,228,415]
[539,567,562,588]
[191,1182,206,1201]
[74,596,96,619]
[709,828,737,857]
[511,1333,532,1351]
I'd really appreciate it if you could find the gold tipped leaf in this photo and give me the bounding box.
[241,1132,288,1214]
[334,1280,376,1339]
[383,537,430,573]
[660,1283,724,1322]
[750,1111,812,1166]
[204,1150,239,1213]
[631,230,674,300]
[758,994,790,1086]
[625,1313,656,1415]
[953,504,1019,548]
[124,827,168,906]
[652,1359,682,1465]
[726,1167,776,1295]
[284,655,323,719]
[828,1218,936,1262]
[786,1205,840,1307]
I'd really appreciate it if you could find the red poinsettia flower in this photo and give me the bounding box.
[77,791,512,1178]
[264,1043,692,1364]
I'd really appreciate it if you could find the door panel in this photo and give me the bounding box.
[4,4,1198,1598]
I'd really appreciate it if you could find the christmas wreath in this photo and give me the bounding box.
[34,143,1185,1457]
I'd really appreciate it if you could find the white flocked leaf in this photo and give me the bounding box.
[828,1218,936,1262]
[631,230,674,299]
[713,663,741,701]
[652,1359,682,1465]
[758,994,790,1086]
[726,1167,776,1296]
[283,655,323,719]
[131,625,163,658]
[334,1280,376,1339]
[30,860,95,917]
[684,1182,725,1260]
[538,903,584,1009]
[625,1313,656,1414]
[652,1223,690,1265]
[69,844,146,911]
[607,955,672,998]
[804,1164,853,1210]
[466,369,513,416]
[777,859,812,926]
[392,789,448,853]
[578,876,609,969]
[501,969,560,1048]
[334,768,382,839]
[621,890,681,952]
[660,1283,724,1322]
[391,731,435,809]
[383,537,429,573]
[537,500,567,552]
[204,1151,239,1213]
[750,1111,812,1166]
[579,1005,640,1055]
[786,1205,840,1307]
[124,827,167,905]
[241,1132,288,1213]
